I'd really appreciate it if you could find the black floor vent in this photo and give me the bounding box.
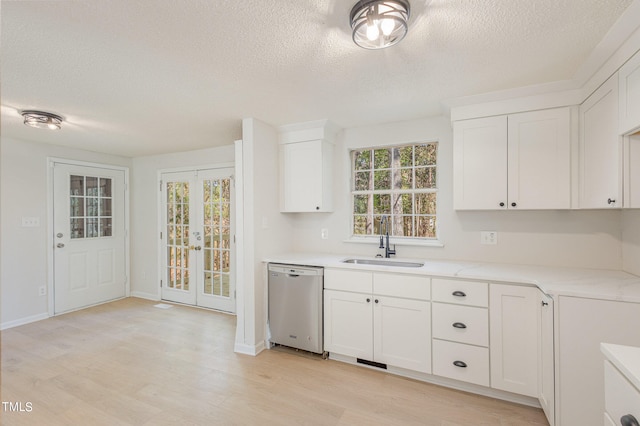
[357,358,387,369]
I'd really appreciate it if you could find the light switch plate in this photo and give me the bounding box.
[22,217,40,227]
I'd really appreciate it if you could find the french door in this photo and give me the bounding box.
[53,163,127,314]
[160,168,235,313]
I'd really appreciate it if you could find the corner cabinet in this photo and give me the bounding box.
[580,74,622,208]
[453,107,571,210]
[280,139,333,212]
[556,296,640,426]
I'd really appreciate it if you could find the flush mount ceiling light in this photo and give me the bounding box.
[350,0,410,50]
[21,110,63,130]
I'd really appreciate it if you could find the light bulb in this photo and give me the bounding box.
[381,18,395,36]
[366,23,380,41]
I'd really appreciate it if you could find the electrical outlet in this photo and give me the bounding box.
[481,231,498,245]
[38,286,47,296]
[321,228,329,239]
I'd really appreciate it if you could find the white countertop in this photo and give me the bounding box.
[265,253,640,303]
[601,343,640,391]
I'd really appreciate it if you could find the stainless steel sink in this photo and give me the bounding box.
[341,258,424,268]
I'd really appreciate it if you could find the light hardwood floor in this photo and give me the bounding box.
[1,298,548,425]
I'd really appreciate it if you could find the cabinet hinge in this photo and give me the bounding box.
[160,231,163,240]
[159,181,162,192]
[160,280,162,288]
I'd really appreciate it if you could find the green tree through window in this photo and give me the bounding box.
[352,143,437,239]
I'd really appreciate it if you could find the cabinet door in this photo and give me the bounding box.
[280,140,326,212]
[453,116,508,210]
[580,74,622,208]
[323,290,373,359]
[373,296,431,373]
[619,49,640,135]
[557,297,640,426]
[538,292,555,426]
[489,284,538,398]
[507,108,571,209]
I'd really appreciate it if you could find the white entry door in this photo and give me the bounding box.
[160,168,235,313]
[53,163,127,314]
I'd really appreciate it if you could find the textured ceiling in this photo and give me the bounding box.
[0,0,634,157]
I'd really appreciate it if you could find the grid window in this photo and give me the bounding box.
[70,175,113,239]
[351,143,437,239]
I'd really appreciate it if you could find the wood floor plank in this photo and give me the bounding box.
[1,298,548,425]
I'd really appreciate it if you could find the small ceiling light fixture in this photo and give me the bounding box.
[21,110,63,130]
[350,0,410,49]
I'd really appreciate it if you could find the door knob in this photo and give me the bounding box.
[56,233,63,238]
[56,243,65,248]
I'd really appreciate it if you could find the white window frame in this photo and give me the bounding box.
[347,141,442,247]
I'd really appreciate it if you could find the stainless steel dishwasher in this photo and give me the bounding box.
[268,263,324,355]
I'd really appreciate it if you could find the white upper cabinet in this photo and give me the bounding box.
[279,120,337,213]
[619,49,640,135]
[453,115,508,210]
[280,140,333,212]
[508,108,571,209]
[624,131,640,208]
[453,107,571,210]
[580,74,622,209]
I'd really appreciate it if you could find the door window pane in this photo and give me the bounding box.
[69,175,113,239]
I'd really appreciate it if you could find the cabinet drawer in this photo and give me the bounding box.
[432,303,488,347]
[373,273,430,300]
[432,339,490,387]
[604,361,640,425]
[432,279,488,307]
[325,269,372,293]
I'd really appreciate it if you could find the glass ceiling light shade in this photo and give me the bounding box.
[350,0,410,50]
[21,110,63,130]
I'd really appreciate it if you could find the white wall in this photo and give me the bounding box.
[622,210,640,275]
[129,145,235,299]
[0,137,132,328]
[235,118,293,353]
[289,116,623,270]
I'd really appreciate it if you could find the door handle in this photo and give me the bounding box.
[56,243,65,248]
[190,245,202,251]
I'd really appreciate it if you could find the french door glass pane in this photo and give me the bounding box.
[203,178,231,298]
[166,181,190,291]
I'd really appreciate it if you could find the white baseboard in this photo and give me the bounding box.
[234,340,266,356]
[0,312,49,330]
[130,291,160,301]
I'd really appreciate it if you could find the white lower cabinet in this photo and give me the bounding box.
[323,270,565,420]
[489,283,539,398]
[323,269,431,373]
[557,297,640,426]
